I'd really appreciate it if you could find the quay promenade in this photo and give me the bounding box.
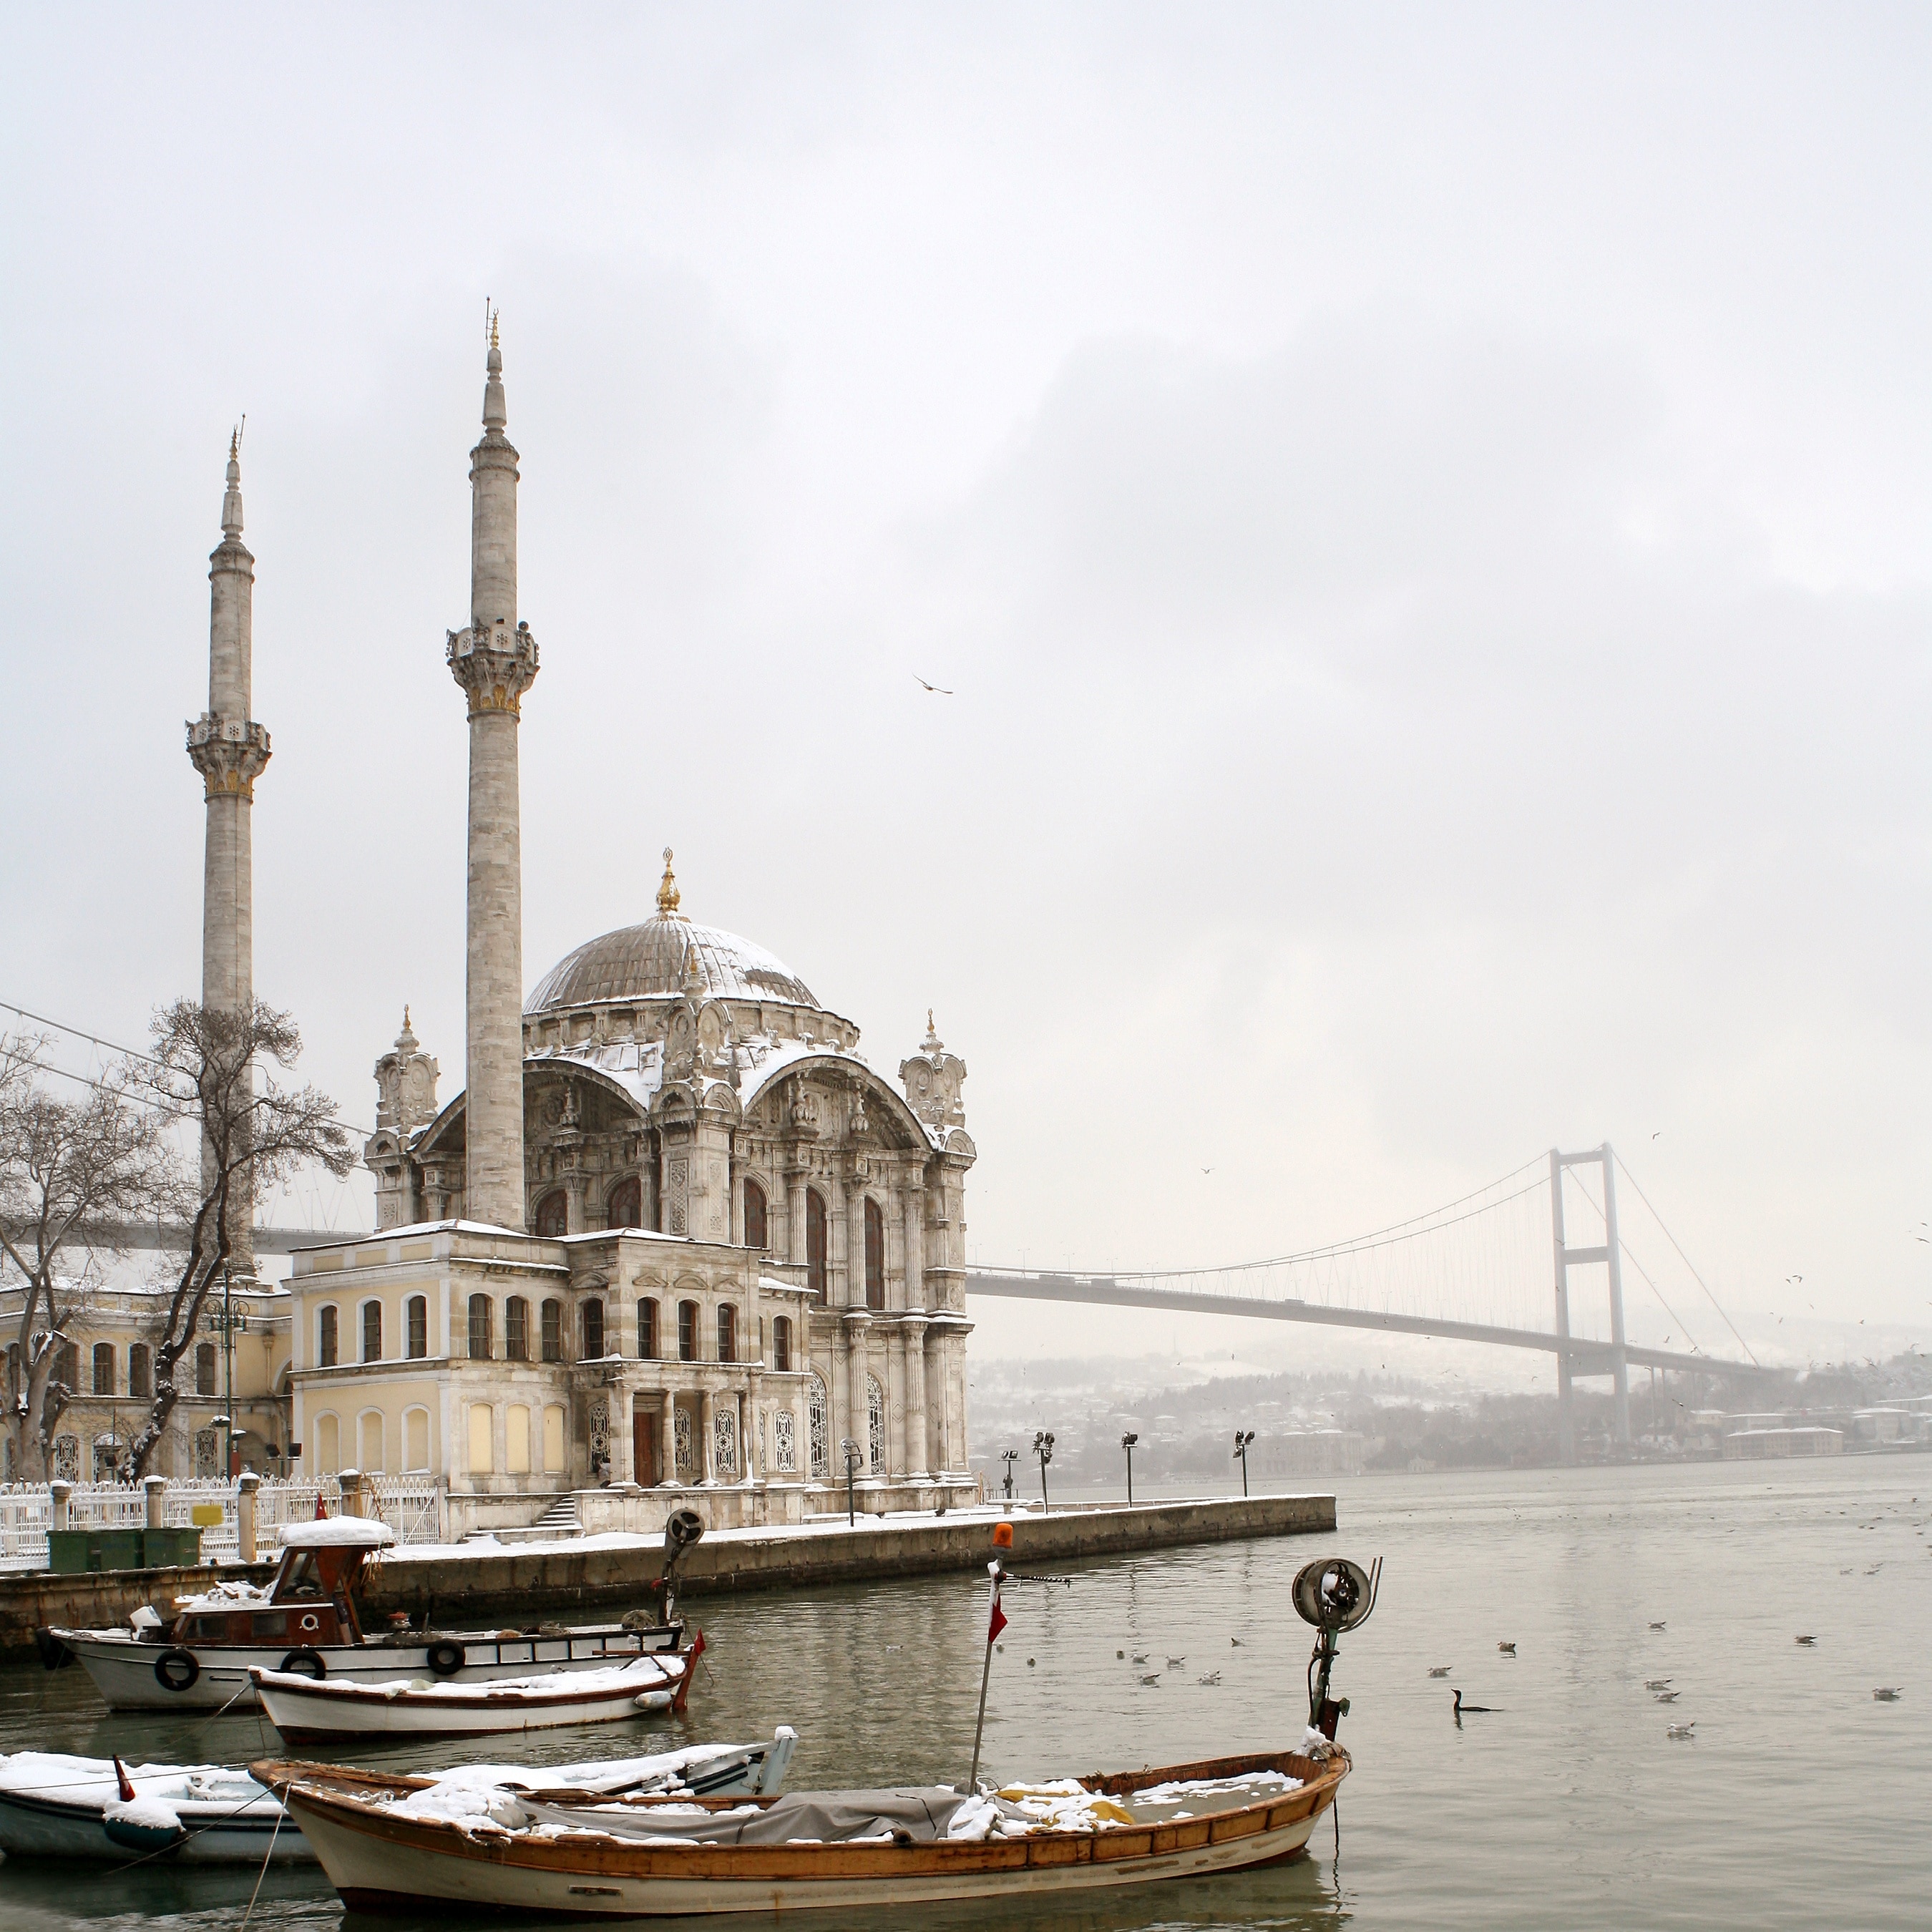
[0,1493,1334,1657]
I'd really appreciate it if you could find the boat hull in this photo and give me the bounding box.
[255,1656,688,1742]
[273,1749,1346,1917]
[0,1786,308,1863]
[52,1624,677,1712]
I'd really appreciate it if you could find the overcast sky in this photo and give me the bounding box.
[4,6,1929,1369]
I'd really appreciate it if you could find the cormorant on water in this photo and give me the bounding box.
[1453,1689,1500,1714]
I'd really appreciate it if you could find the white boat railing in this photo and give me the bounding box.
[0,1475,447,1571]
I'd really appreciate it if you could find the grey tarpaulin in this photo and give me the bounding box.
[518,1787,1025,1847]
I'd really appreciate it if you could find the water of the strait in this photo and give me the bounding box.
[0,1455,1925,1931]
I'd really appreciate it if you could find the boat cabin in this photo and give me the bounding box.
[168,1518,395,1650]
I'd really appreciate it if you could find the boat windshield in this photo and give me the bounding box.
[273,1549,326,1601]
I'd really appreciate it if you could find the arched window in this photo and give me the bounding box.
[358,1410,384,1473]
[127,1343,151,1399]
[316,1413,340,1474]
[806,1188,827,1303]
[92,1343,114,1395]
[743,1178,768,1250]
[677,1300,698,1363]
[608,1176,643,1230]
[772,1314,792,1374]
[404,1406,431,1472]
[867,1372,885,1473]
[534,1189,567,1238]
[468,1294,493,1360]
[504,1295,530,1361]
[318,1305,339,1368]
[808,1372,829,1478]
[541,1298,562,1362]
[406,1296,428,1360]
[864,1197,885,1310]
[467,1403,493,1473]
[716,1304,736,1363]
[583,1297,605,1359]
[195,1343,217,1396]
[361,1299,383,1363]
[638,1299,658,1360]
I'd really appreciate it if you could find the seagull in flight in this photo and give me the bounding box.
[914,674,954,695]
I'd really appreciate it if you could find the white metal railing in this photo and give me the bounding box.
[0,1475,447,1571]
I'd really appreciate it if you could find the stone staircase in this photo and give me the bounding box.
[479,1493,584,1546]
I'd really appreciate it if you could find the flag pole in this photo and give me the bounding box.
[968,1560,1005,1792]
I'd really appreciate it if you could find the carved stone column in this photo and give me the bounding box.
[903,1314,930,1480]
[902,1182,924,1312]
[842,1312,871,1476]
[697,1385,716,1484]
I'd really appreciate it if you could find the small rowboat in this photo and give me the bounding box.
[250,1638,701,1742]
[254,1741,1349,1916]
[0,1733,796,1863]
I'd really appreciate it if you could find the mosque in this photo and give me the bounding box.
[243,330,978,1535]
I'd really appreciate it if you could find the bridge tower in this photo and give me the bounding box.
[1550,1144,1632,1460]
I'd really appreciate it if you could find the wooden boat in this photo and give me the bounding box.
[0,1732,796,1863]
[250,1636,702,1741]
[42,1516,682,1712]
[253,1742,1349,1916]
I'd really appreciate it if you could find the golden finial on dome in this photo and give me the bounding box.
[657,847,682,916]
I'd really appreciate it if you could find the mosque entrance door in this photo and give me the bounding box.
[633,1401,660,1487]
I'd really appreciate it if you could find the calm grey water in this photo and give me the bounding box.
[0,1457,1925,1931]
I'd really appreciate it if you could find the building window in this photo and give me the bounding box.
[717,1304,736,1364]
[542,1405,565,1474]
[195,1343,217,1396]
[677,1300,698,1362]
[867,1373,885,1473]
[358,1410,384,1473]
[507,1403,532,1475]
[715,1404,738,1478]
[638,1298,658,1360]
[361,1300,382,1363]
[128,1344,151,1399]
[55,1340,79,1389]
[743,1178,768,1250]
[534,1189,567,1238]
[505,1295,530,1361]
[808,1373,829,1478]
[772,1315,791,1373]
[404,1406,430,1472]
[583,1297,605,1359]
[468,1294,493,1360]
[806,1189,827,1302]
[864,1197,885,1310]
[316,1413,339,1474]
[406,1296,427,1360]
[775,1407,797,1473]
[92,1343,114,1396]
[541,1298,562,1362]
[608,1176,642,1230]
[318,1306,338,1368]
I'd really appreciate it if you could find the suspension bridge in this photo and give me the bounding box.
[963,1146,1775,1460]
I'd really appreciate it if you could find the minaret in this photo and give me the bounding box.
[446,316,539,1229]
[185,430,270,1276]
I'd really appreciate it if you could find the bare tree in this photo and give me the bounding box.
[0,1034,175,1480]
[124,999,354,1478]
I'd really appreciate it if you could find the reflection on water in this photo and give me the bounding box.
[1,1458,1926,1930]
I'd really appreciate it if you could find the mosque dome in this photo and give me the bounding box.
[524,851,821,1015]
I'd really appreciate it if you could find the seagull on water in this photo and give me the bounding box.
[1873,1687,1903,1701]
[1166,1656,1186,1668]
[1497,1641,1517,1655]
[1666,1722,1696,1740]
[1428,1666,1453,1678]
[1138,1672,1161,1686]
[1649,1621,1667,1631]
[1644,1679,1672,1690]
[1198,1671,1221,1685]
[1654,1690,1681,1703]
[1795,1636,1817,1646]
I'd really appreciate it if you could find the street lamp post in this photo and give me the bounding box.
[209,1266,250,1478]
[1121,1431,1138,1506]
[999,1449,1019,1501]
[840,1438,860,1526]
[1033,1430,1055,1513]
[1233,1429,1255,1498]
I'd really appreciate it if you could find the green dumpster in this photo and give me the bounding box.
[140,1526,203,1569]
[94,1528,146,1571]
[45,1529,96,1574]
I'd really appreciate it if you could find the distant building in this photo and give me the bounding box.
[1253,1430,1365,1478]
[1722,1427,1843,1460]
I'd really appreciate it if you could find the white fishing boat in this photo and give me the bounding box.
[251,1638,702,1742]
[0,1732,797,1864]
[255,1745,1348,1914]
[42,1511,702,1713]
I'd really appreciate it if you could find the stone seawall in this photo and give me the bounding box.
[0,1495,1335,1659]
[362,1495,1337,1626]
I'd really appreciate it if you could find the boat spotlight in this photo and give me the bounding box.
[1292,1556,1381,1742]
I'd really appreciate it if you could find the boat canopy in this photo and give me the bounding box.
[277,1518,397,1550]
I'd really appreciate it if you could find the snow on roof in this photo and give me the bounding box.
[278,1516,397,1549]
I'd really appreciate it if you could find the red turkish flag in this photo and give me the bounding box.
[987,1597,1008,1644]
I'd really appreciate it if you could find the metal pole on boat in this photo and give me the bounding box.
[968,1561,1006,1792]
